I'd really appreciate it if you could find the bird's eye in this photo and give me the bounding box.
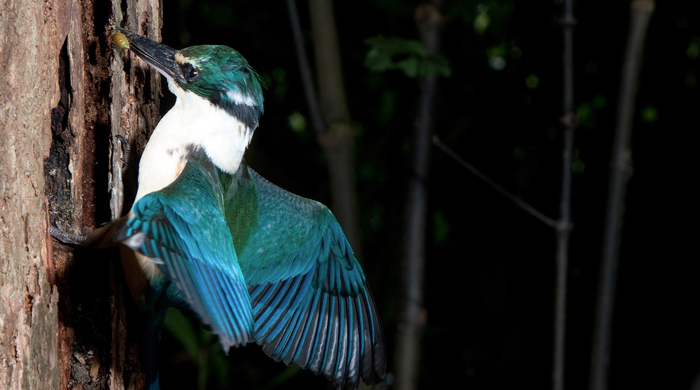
[181,63,200,81]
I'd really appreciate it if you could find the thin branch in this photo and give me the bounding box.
[286,0,326,136]
[433,6,575,387]
[554,0,577,388]
[590,2,654,390]
[432,136,557,228]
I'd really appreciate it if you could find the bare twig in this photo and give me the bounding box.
[286,0,326,136]
[432,136,557,228]
[554,0,577,389]
[433,5,576,388]
[590,2,654,390]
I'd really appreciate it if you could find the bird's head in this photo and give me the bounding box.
[113,28,264,130]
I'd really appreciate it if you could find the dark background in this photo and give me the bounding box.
[151,1,700,389]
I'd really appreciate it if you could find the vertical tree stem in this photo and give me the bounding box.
[306,0,363,259]
[590,2,654,390]
[286,0,326,138]
[395,3,443,390]
[554,1,576,389]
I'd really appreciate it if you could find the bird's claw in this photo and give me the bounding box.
[50,222,87,246]
[115,135,131,166]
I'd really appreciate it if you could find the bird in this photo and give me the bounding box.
[61,27,386,389]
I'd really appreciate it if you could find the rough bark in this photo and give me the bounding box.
[107,1,163,388]
[1,1,69,388]
[0,0,161,388]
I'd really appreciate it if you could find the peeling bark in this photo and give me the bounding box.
[1,0,66,388]
[107,2,163,387]
[0,0,161,388]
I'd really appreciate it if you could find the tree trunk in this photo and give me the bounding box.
[394,3,443,390]
[0,1,63,386]
[307,0,363,260]
[0,0,161,388]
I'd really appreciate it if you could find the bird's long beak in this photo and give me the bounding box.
[113,27,186,83]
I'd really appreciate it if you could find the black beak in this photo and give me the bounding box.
[114,27,186,82]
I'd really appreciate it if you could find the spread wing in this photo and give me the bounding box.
[117,152,254,349]
[225,165,386,389]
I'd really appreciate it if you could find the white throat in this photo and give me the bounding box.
[134,80,253,203]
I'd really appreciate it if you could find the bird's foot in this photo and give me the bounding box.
[116,135,131,168]
[50,223,87,246]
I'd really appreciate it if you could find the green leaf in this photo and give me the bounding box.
[164,308,200,362]
[365,35,451,78]
[424,54,452,77]
[259,365,302,390]
[395,57,421,77]
[433,210,450,244]
[641,105,658,123]
[208,347,229,387]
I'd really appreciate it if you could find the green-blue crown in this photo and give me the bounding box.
[176,46,265,129]
[114,28,264,129]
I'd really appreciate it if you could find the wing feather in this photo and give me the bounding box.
[227,166,385,388]
[118,153,254,350]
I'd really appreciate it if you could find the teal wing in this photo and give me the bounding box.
[225,165,385,389]
[118,151,254,350]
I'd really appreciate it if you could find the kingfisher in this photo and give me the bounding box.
[59,28,385,389]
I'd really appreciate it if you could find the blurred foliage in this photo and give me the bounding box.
[446,0,513,36]
[155,1,700,389]
[572,147,585,174]
[687,39,700,59]
[525,74,539,89]
[286,111,307,133]
[641,105,658,123]
[432,210,450,244]
[164,309,229,389]
[577,94,608,128]
[365,36,452,77]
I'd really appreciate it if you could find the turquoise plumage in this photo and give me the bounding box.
[120,153,254,350]
[118,149,384,388]
[98,27,385,389]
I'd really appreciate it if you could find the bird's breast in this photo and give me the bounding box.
[135,142,189,203]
